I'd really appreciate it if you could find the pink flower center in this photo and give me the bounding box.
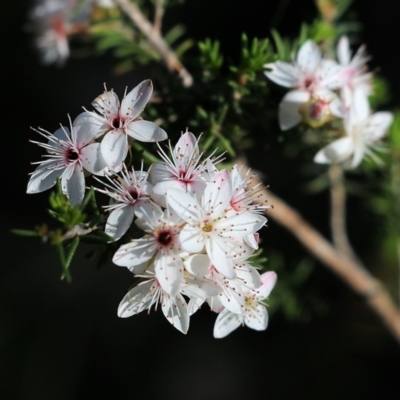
[156,228,174,247]
[65,148,79,164]
[111,117,125,129]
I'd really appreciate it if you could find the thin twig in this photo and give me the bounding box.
[328,164,358,260]
[114,0,193,87]
[153,0,164,34]
[239,161,400,343]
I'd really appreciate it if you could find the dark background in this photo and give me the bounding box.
[1,1,400,399]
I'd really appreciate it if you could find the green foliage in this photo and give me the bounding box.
[198,38,224,77]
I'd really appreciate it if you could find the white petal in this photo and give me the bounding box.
[92,90,120,119]
[264,61,299,88]
[150,162,172,185]
[152,180,188,208]
[105,206,135,241]
[187,297,205,316]
[167,189,202,223]
[244,304,268,331]
[206,236,236,279]
[73,113,103,147]
[201,169,232,217]
[134,202,164,232]
[126,120,167,142]
[27,163,62,193]
[297,40,321,74]
[219,279,245,314]
[120,80,153,120]
[235,263,262,289]
[101,130,128,170]
[337,36,350,65]
[161,293,189,334]
[213,308,242,338]
[279,90,310,130]
[314,137,354,164]
[364,112,393,142]
[155,252,183,296]
[216,211,267,238]
[61,164,85,205]
[118,280,154,317]
[173,131,199,168]
[180,224,206,253]
[112,238,157,271]
[80,143,108,175]
[184,254,211,277]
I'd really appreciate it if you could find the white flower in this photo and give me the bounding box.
[27,116,107,205]
[314,91,393,168]
[112,202,184,296]
[337,36,372,96]
[118,271,189,334]
[167,169,267,279]
[264,40,343,130]
[94,163,154,240]
[76,80,167,170]
[150,130,223,207]
[213,271,277,338]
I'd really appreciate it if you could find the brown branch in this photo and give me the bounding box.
[114,0,193,87]
[265,189,400,343]
[153,0,164,34]
[328,164,358,260]
[238,160,400,342]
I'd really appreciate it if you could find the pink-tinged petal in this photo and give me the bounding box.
[73,115,103,147]
[61,164,85,205]
[112,238,157,270]
[279,90,310,130]
[155,252,183,296]
[297,40,321,74]
[167,189,202,223]
[92,90,120,119]
[244,304,268,331]
[183,254,211,277]
[126,120,167,142]
[257,271,277,298]
[134,202,164,232]
[118,280,154,317]
[173,131,199,167]
[120,80,153,120]
[213,308,242,338]
[216,211,267,238]
[202,169,232,217]
[314,137,354,164]
[337,36,350,65]
[317,60,344,90]
[105,206,135,241]
[206,236,236,279]
[161,293,189,334]
[244,233,259,250]
[180,225,205,253]
[208,296,224,313]
[27,163,62,193]
[364,112,393,142]
[80,143,108,175]
[264,61,299,88]
[101,130,128,170]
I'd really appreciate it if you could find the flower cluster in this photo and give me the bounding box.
[29,0,114,65]
[265,37,393,168]
[111,131,276,337]
[26,80,277,338]
[27,79,167,205]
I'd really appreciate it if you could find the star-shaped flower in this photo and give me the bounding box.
[76,80,167,170]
